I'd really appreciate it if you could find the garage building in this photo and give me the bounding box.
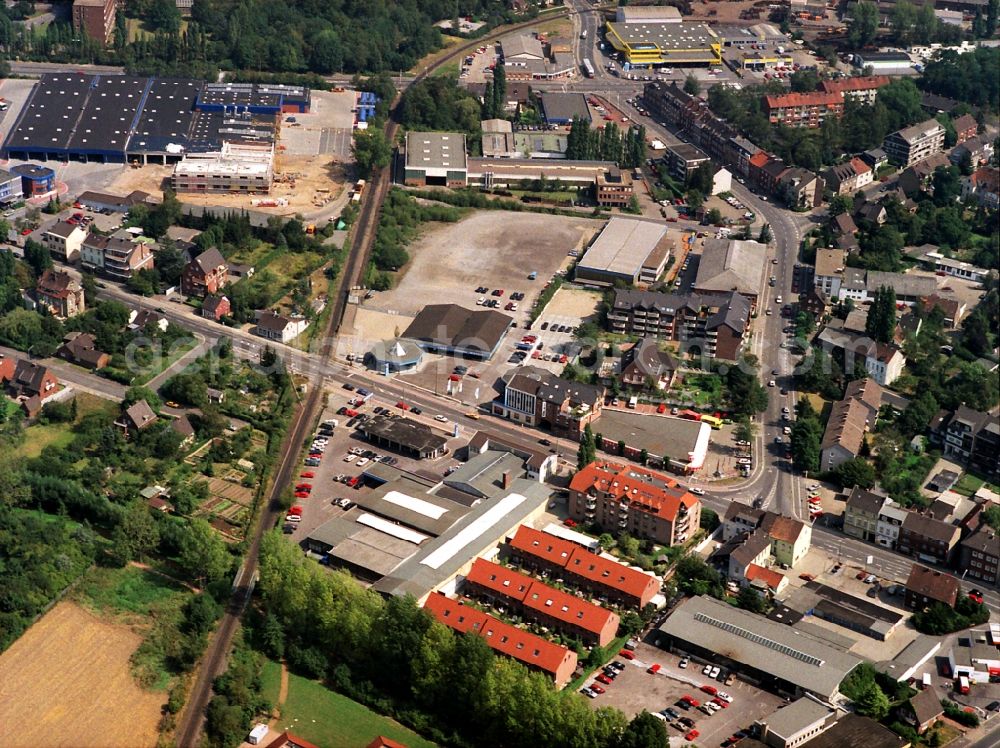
[403,303,513,360]
[539,92,591,125]
[658,595,863,700]
[360,415,449,459]
[576,217,673,286]
[402,131,468,187]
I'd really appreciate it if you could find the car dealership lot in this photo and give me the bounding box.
[583,640,783,746]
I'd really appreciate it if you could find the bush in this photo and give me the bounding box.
[942,699,980,727]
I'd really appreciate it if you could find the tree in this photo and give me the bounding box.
[578,423,597,469]
[857,682,891,719]
[791,414,822,474]
[866,286,897,343]
[832,457,877,489]
[829,194,853,216]
[352,128,391,178]
[124,386,161,412]
[736,586,767,613]
[617,711,668,748]
[849,2,880,48]
[683,74,700,96]
[110,500,160,565]
[706,208,723,225]
[178,518,231,584]
[790,69,821,93]
[23,239,52,277]
[734,418,756,443]
[757,223,772,244]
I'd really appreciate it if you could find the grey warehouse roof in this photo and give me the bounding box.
[578,217,671,281]
[405,131,468,171]
[659,595,863,698]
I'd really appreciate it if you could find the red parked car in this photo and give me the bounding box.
[294,492,309,499]
[619,649,635,660]
[685,730,700,741]
[288,506,303,516]
[712,697,729,709]
[700,684,718,696]
[595,673,613,685]
[647,663,661,675]
[589,683,606,694]
[681,695,700,707]
[300,471,315,478]
[396,401,410,410]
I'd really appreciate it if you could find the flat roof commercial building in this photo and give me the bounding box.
[402,132,468,187]
[754,697,837,748]
[403,303,513,360]
[658,595,863,700]
[576,217,673,286]
[539,92,591,125]
[594,410,712,474]
[605,21,722,67]
[694,238,768,312]
[359,414,449,459]
[170,143,274,193]
[424,593,578,686]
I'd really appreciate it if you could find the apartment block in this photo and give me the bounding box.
[493,370,604,436]
[897,512,961,566]
[959,527,1000,589]
[819,75,890,105]
[608,289,751,361]
[568,461,701,548]
[463,558,620,646]
[764,91,844,129]
[81,232,155,281]
[929,406,1000,482]
[72,0,116,44]
[595,167,634,208]
[883,120,946,168]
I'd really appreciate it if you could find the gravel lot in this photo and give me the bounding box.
[369,210,603,319]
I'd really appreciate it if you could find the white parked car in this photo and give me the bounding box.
[344,454,357,462]
[434,415,448,422]
[709,666,721,678]
[355,458,370,467]
[702,664,713,676]
[717,691,733,703]
[690,487,705,496]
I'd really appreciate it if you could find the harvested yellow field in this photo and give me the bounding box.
[0,602,163,748]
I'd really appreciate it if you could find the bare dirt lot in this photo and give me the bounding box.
[368,210,603,318]
[0,602,163,748]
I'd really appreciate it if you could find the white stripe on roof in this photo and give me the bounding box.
[421,492,528,570]
[355,513,429,545]
[381,490,449,519]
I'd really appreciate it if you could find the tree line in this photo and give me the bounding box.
[565,116,647,169]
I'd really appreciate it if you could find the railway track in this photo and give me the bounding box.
[173,10,573,746]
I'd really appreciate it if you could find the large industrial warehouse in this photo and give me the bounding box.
[2,73,308,164]
[605,21,723,67]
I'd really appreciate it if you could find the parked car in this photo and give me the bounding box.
[679,657,689,668]
[619,649,635,660]
[580,687,596,699]
[685,730,700,741]
[595,673,613,685]
[589,683,606,694]
[647,663,661,674]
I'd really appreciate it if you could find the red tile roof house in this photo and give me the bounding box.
[366,738,409,748]
[181,247,228,297]
[505,524,662,608]
[260,731,322,748]
[201,294,231,321]
[1,356,59,401]
[36,268,86,319]
[464,558,620,646]
[424,592,578,687]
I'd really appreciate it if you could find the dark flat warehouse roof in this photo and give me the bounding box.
[8,73,95,152]
[67,75,148,153]
[128,78,202,153]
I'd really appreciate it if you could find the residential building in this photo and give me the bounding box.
[764,91,844,129]
[595,168,634,208]
[819,378,884,471]
[201,295,230,322]
[816,327,907,386]
[898,512,961,566]
[958,527,999,589]
[876,499,908,549]
[2,358,58,401]
[463,558,620,646]
[576,217,672,286]
[828,267,936,305]
[505,525,662,608]
[76,189,151,213]
[904,563,960,609]
[403,132,468,187]
[0,169,24,204]
[802,714,907,748]
[819,75,890,105]
[693,238,768,313]
[776,167,824,209]
[81,232,155,281]
[72,0,116,43]
[614,338,679,391]
[170,143,274,193]
[919,293,967,329]
[961,167,1000,209]
[403,303,512,361]
[128,308,167,333]
[253,310,308,344]
[754,697,838,748]
[902,687,945,735]
[181,247,228,298]
[814,248,846,299]
[40,221,87,263]
[661,142,711,183]
[952,113,978,144]
[949,133,994,169]
[568,461,701,547]
[115,399,158,437]
[261,732,322,748]
[861,147,889,172]
[58,332,109,370]
[720,504,811,573]
[35,269,85,318]
[844,487,885,543]
[608,289,751,361]
[770,515,812,567]
[883,120,946,168]
[424,593,578,687]
[171,414,195,447]
[824,158,874,196]
[494,369,604,435]
[928,406,1000,482]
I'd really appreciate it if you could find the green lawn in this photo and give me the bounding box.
[260,658,283,708]
[72,565,189,617]
[13,393,118,459]
[275,669,438,748]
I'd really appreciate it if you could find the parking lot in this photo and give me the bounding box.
[582,639,783,746]
[279,89,356,159]
[459,41,499,85]
[284,386,462,543]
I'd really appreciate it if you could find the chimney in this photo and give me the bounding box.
[502,471,512,490]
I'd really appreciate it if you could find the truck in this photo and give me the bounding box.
[922,673,932,689]
[958,676,970,694]
[627,396,638,409]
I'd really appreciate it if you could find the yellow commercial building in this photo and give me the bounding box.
[605,21,722,67]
